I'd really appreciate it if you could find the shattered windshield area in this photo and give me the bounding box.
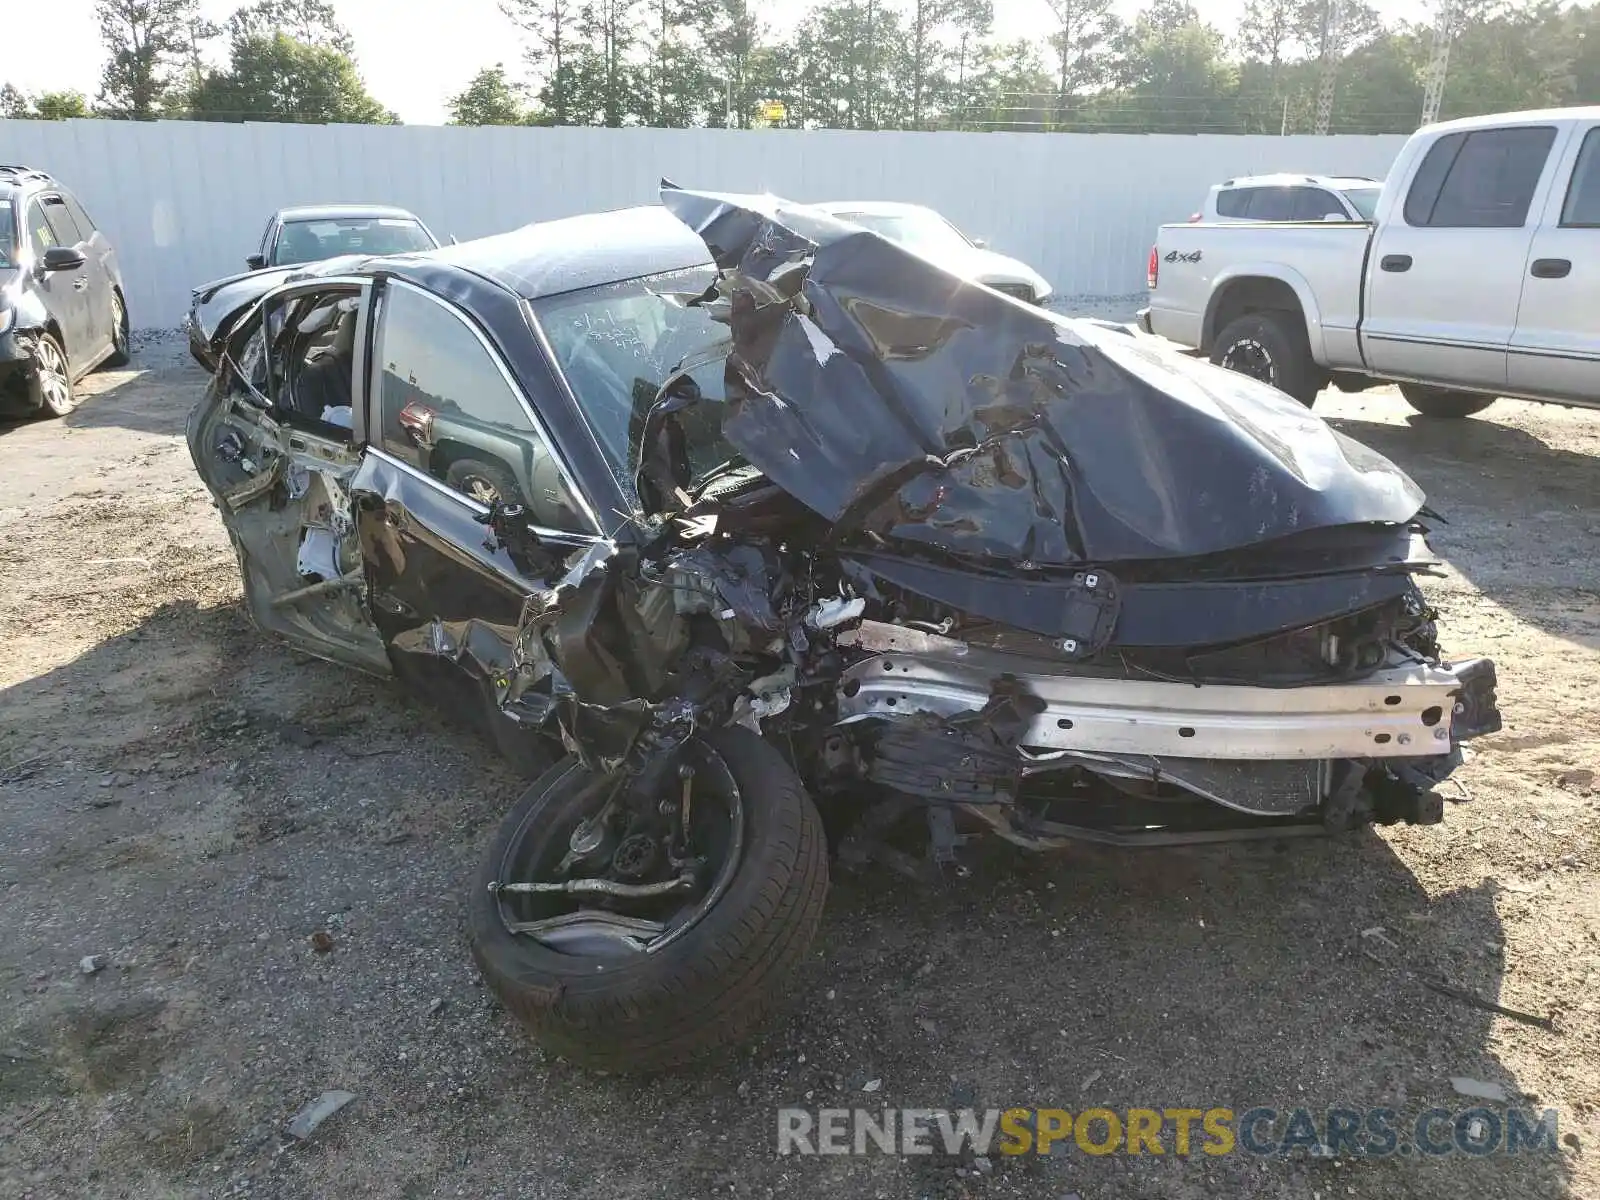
[834,209,973,256]
[533,267,742,497]
[0,204,16,268]
[274,218,434,266]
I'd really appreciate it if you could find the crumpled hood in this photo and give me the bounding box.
[191,265,298,341]
[190,255,365,343]
[659,185,1424,566]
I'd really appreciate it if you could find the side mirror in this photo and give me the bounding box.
[41,245,86,272]
[246,253,267,271]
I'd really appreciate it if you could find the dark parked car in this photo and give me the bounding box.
[187,188,1500,1073]
[185,204,438,372]
[0,164,129,418]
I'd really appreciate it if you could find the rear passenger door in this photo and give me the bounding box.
[1508,121,1600,403]
[58,191,116,356]
[1364,124,1562,390]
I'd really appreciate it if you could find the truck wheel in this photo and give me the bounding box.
[1400,384,1495,419]
[469,727,830,1073]
[444,456,525,508]
[1210,312,1321,406]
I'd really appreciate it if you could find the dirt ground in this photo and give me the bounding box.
[1,328,1597,1200]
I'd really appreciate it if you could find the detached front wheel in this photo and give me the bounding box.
[469,727,829,1072]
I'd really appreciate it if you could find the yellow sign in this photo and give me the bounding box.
[759,101,787,122]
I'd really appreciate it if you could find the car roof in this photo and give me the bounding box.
[1424,105,1600,133]
[276,204,422,222]
[812,200,938,217]
[414,205,713,300]
[1215,174,1380,190]
[0,164,58,195]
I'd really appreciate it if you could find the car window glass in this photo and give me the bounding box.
[1408,126,1556,228]
[533,267,740,498]
[1292,188,1347,220]
[1246,187,1296,221]
[1341,187,1381,221]
[274,218,434,266]
[1214,188,1249,218]
[26,200,59,257]
[0,204,16,268]
[1560,128,1600,227]
[41,195,85,245]
[226,318,272,407]
[61,192,97,236]
[374,283,588,532]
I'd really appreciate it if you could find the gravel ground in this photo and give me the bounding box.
[1,320,1597,1200]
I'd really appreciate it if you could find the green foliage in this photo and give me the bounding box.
[65,0,1600,130]
[2,85,93,119]
[190,31,397,124]
[449,65,531,125]
[95,0,202,119]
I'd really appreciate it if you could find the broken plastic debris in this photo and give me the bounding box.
[1450,1076,1508,1102]
[805,596,866,631]
[79,955,104,975]
[285,1089,356,1140]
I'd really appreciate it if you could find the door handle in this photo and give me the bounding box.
[1530,258,1572,279]
[1380,254,1412,272]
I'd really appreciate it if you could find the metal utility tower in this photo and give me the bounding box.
[1421,0,1459,126]
[1314,0,1341,135]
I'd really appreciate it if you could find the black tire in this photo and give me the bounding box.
[1210,311,1321,406]
[444,455,525,508]
[1400,384,1495,419]
[104,292,131,368]
[27,332,76,417]
[469,727,830,1072]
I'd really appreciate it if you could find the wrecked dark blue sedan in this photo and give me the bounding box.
[187,186,1500,1072]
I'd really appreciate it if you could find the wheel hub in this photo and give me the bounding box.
[611,832,661,880]
[1222,338,1276,386]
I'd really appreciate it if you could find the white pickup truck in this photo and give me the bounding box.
[1141,106,1600,417]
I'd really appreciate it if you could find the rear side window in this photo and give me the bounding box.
[1293,188,1348,220]
[1404,127,1556,228]
[1215,188,1250,218]
[1560,128,1600,227]
[1246,187,1296,221]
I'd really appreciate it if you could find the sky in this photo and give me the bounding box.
[1,0,1435,126]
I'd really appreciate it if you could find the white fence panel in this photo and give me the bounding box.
[0,120,1408,329]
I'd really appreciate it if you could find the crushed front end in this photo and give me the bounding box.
[498,184,1501,877]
